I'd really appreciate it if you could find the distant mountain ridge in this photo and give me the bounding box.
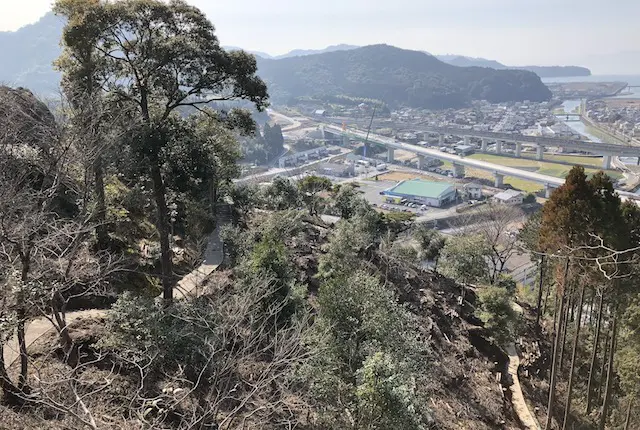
[0,12,560,103]
[223,44,360,60]
[433,55,591,78]
[223,46,274,59]
[256,44,552,109]
[0,12,64,94]
[273,44,360,59]
[435,55,508,69]
[232,44,591,78]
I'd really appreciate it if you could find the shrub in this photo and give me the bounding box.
[478,285,517,344]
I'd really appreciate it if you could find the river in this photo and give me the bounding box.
[558,99,639,165]
[554,77,640,165]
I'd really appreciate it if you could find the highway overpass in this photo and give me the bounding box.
[322,124,640,201]
[410,125,640,169]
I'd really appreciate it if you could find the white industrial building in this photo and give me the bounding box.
[463,183,483,200]
[492,189,524,205]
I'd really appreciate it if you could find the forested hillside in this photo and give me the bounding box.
[0,12,64,94]
[256,45,552,108]
[1,1,639,430]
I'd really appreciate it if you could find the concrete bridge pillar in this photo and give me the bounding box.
[343,135,350,146]
[515,142,522,158]
[494,172,504,188]
[417,155,426,170]
[536,145,545,161]
[439,134,444,146]
[602,155,612,170]
[452,162,465,178]
[387,148,395,163]
[481,138,488,153]
[464,135,470,146]
[496,140,503,154]
[545,184,554,199]
[320,125,326,141]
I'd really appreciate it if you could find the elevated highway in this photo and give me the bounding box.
[413,126,640,163]
[322,124,640,201]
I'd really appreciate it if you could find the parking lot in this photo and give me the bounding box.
[356,179,453,216]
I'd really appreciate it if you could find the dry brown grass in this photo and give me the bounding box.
[376,171,443,182]
[602,98,640,108]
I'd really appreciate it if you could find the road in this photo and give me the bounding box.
[327,115,640,157]
[325,124,566,185]
[267,109,302,132]
[324,124,640,202]
[412,125,640,157]
[236,149,352,184]
[509,261,537,288]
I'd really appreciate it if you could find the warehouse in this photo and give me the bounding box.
[382,179,457,207]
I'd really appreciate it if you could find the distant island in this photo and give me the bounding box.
[255,44,552,109]
[518,65,591,78]
[434,55,592,78]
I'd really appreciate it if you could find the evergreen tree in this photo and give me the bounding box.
[55,0,268,306]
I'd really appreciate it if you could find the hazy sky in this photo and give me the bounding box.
[1,0,639,73]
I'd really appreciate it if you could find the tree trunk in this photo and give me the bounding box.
[52,298,73,356]
[587,290,595,330]
[552,291,560,335]
[569,294,576,323]
[545,258,570,430]
[93,154,109,249]
[586,290,604,413]
[562,282,585,430]
[623,395,634,430]
[0,344,21,402]
[150,160,173,307]
[16,318,28,390]
[17,257,30,390]
[559,286,572,370]
[209,176,217,219]
[543,277,551,317]
[596,326,610,406]
[599,310,617,430]
[536,256,546,327]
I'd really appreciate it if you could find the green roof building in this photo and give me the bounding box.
[383,179,456,207]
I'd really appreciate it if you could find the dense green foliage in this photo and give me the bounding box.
[56,0,268,305]
[439,234,491,284]
[257,45,552,109]
[478,285,517,344]
[4,1,640,429]
[522,166,640,429]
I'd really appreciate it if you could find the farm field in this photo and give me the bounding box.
[467,153,622,181]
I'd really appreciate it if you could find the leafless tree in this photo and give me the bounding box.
[453,203,524,283]
[0,87,125,400]
[3,275,315,429]
[127,277,314,430]
[0,85,69,394]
